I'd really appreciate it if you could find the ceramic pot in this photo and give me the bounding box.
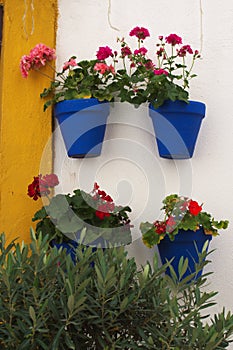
[149,100,205,159]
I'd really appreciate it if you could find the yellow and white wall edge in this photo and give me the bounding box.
[0,0,57,243]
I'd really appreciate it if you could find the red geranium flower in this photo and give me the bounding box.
[153,220,166,234]
[27,176,41,201]
[27,173,59,201]
[188,200,202,216]
[95,209,111,220]
[104,195,113,203]
[94,182,99,190]
[166,216,176,227]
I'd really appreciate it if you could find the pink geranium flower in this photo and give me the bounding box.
[20,43,56,78]
[177,45,193,57]
[144,59,155,70]
[154,69,168,76]
[129,26,150,40]
[20,26,201,111]
[121,46,132,57]
[94,63,115,75]
[134,47,148,55]
[165,33,182,46]
[94,63,108,74]
[63,58,77,71]
[29,43,56,66]
[156,47,164,57]
[96,46,113,60]
[20,55,32,78]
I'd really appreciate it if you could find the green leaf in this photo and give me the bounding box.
[95,265,104,285]
[140,221,153,234]
[29,306,36,323]
[67,294,74,314]
[56,214,83,234]
[47,194,70,219]
[32,206,48,221]
[178,257,189,279]
[43,100,54,111]
[120,297,129,312]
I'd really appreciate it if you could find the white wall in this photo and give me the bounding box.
[49,0,233,330]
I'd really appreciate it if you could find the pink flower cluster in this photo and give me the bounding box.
[20,25,200,109]
[177,44,193,57]
[154,32,200,79]
[63,58,77,71]
[95,26,199,81]
[20,43,56,78]
[121,46,132,57]
[94,47,116,75]
[154,69,168,76]
[134,47,148,55]
[96,46,113,60]
[129,26,150,40]
[96,27,153,77]
[94,62,115,75]
[165,33,182,46]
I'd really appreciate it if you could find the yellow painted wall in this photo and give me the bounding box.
[0,0,57,243]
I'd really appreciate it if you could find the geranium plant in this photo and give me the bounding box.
[20,26,200,110]
[28,174,132,246]
[20,44,115,111]
[106,27,201,107]
[140,194,229,248]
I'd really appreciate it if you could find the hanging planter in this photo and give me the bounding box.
[29,176,132,252]
[140,193,229,280]
[157,228,212,279]
[21,31,206,162]
[54,98,110,158]
[50,239,78,264]
[50,236,106,266]
[149,100,206,159]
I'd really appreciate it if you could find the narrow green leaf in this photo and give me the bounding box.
[29,306,36,323]
[67,294,74,314]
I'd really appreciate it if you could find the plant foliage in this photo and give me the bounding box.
[140,194,229,248]
[20,27,201,110]
[0,232,233,349]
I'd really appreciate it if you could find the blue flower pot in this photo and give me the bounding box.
[51,238,105,266]
[158,228,212,280]
[149,100,206,159]
[51,240,78,264]
[54,98,110,158]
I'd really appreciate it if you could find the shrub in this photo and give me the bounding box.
[0,231,233,349]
